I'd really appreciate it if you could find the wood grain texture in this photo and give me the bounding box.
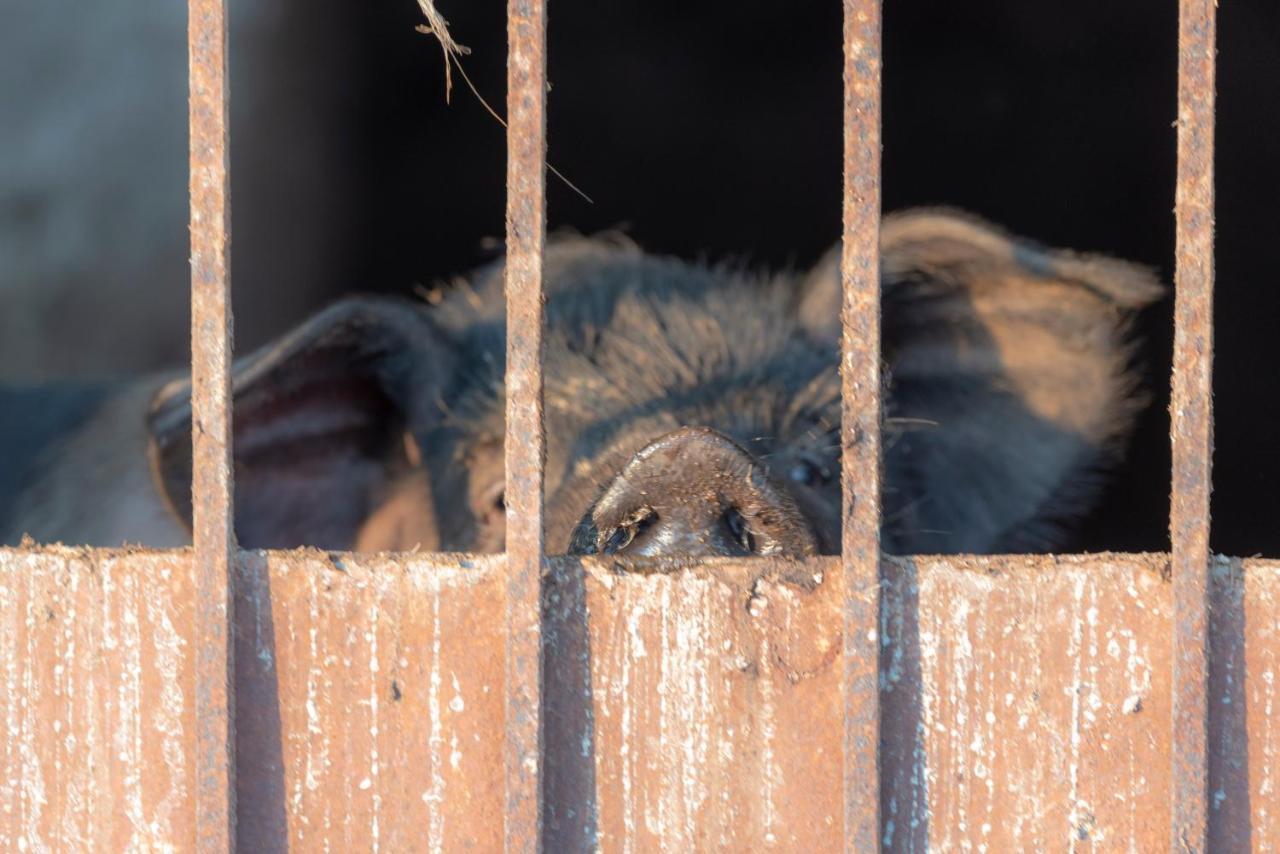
[1,548,507,852]
[3,549,1277,850]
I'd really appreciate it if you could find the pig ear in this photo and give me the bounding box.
[146,297,456,550]
[873,209,1163,552]
[796,242,843,340]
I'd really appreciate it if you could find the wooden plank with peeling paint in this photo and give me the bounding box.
[0,549,197,852]
[1209,557,1280,851]
[544,554,1280,850]
[3,549,1279,850]
[544,556,843,851]
[881,554,1175,851]
[235,551,507,852]
[1,548,508,852]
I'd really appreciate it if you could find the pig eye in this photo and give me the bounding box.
[601,507,656,555]
[723,507,755,553]
[602,527,632,554]
[479,482,506,521]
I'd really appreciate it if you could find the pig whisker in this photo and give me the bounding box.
[884,416,940,430]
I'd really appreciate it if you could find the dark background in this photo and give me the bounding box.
[294,0,1274,555]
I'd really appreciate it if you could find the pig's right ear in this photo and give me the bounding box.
[146,297,457,550]
[800,210,1162,553]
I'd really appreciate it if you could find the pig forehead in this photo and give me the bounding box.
[541,379,840,482]
[545,375,837,432]
[539,306,839,405]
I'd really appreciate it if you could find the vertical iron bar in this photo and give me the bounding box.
[1171,0,1216,850]
[504,0,547,850]
[841,1,883,851]
[188,0,236,848]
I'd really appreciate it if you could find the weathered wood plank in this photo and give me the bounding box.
[545,553,1279,851]
[544,556,843,851]
[3,549,1278,850]
[1,549,196,851]
[235,551,506,852]
[1,548,506,852]
[1210,557,1280,851]
[881,554,1174,851]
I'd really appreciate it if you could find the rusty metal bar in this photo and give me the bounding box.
[188,0,236,848]
[1171,0,1217,850]
[504,0,548,849]
[840,1,884,850]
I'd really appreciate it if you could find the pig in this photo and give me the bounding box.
[0,210,1162,556]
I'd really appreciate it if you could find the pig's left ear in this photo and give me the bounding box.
[146,297,457,549]
[800,209,1164,552]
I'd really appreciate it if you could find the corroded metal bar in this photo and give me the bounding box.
[1171,0,1217,850]
[840,0,884,850]
[504,0,548,849]
[188,0,236,847]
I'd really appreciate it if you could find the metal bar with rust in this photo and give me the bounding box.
[504,0,548,849]
[841,1,884,850]
[188,0,237,847]
[1171,0,1217,850]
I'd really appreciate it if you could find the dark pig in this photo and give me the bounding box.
[1,210,1162,555]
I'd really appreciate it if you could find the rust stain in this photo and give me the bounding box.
[504,0,549,850]
[841,0,884,849]
[1171,0,1217,850]
[188,0,236,847]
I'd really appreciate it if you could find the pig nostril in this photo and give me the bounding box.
[723,507,755,553]
[574,428,820,558]
[602,526,632,554]
[600,507,656,555]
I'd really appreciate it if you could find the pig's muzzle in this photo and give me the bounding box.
[567,426,819,558]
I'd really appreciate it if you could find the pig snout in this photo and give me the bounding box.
[568,426,818,558]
